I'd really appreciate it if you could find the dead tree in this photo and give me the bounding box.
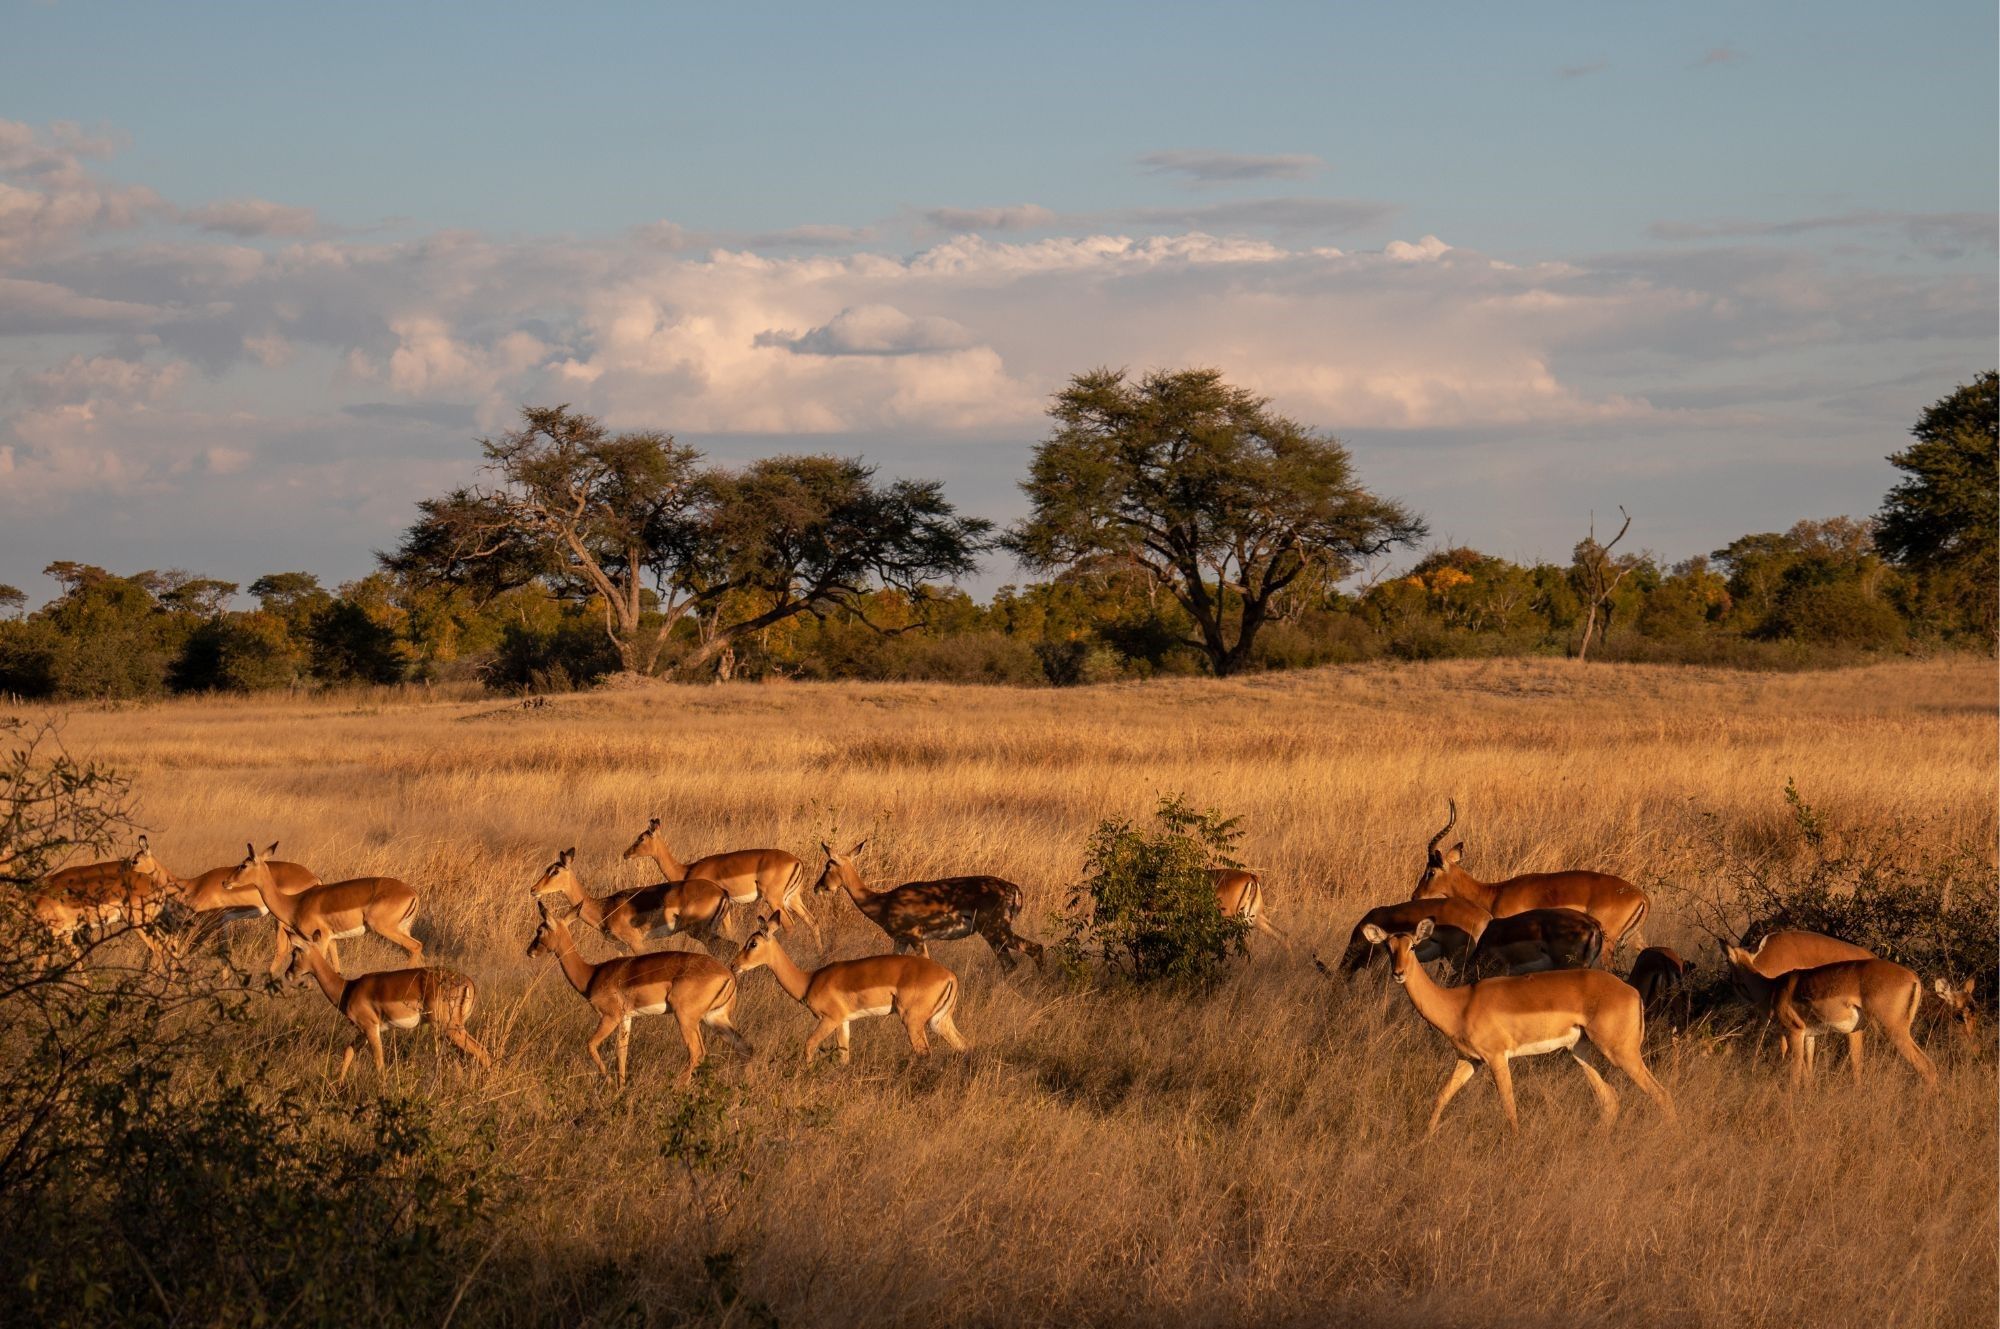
[1573,506,1636,663]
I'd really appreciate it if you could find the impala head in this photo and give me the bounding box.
[125,834,171,886]
[1414,800,1464,895]
[530,847,580,900]
[730,926,782,975]
[812,839,867,894]
[223,839,277,892]
[1360,916,1434,984]
[1933,977,1979,1042]
[524,906,566,959]
[622,816,666,862]
[273,923,318,987]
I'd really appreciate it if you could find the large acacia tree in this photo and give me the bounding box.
[1006,368,1426,676]
[383,405,991,677]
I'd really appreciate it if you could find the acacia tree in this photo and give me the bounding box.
[1005,367,1425,676]
[383,406,703,676]
[385,406,991,678]
[1875,371,1997,642]
[673,455,992,679]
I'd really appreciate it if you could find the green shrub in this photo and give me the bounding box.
[1055,794,1250,988]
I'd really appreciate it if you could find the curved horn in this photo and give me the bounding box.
[1426,800,1458,857]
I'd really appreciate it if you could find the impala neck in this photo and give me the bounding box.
[1437,866,1492,907]
[756,938,815,1005]
[248,867,295,925]
[1395,948,1472,1038]
[830,860,876,907]
[296,941,348,1009]
[542,918,599,996]
[643,841,692,881]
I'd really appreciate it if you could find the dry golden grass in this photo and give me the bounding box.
[20,656,1998,1327]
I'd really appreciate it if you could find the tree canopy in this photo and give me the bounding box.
[1874,371,1996,641]
[383,405,992,677]
[1006,367,1425,675]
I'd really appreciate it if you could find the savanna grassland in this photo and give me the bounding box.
[16,657,1999,1328]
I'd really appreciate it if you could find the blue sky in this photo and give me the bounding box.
[2,1,1994,600]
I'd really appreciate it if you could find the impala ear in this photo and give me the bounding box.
[1360,923,1387,945]
[1444,843,1463,866]
[820,840,832,857]
[245,841,257,862]
[561,847,576,865]
[850,839,867,856]
[647,816,661,831]
[1934,977,1953,998]
[1963,978,1977,997]
[1413,917,1436,943]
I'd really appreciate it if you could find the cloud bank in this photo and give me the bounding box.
[0,117,1992,587]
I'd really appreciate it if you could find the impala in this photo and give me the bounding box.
[1411,801,1650,958]
[731,926,967,1064]
[226,843,423,978]
[1208,868,1287,947]
[530,847,730,954]
[281,929,490,1082]
[623,816,815,941]
[183,841,319,922]
[1728,929,1876,1063]
[1468,907,1606,979]
[1336,897,1490,976]
[1364,916,1675,1134]
[813,841,1043,971]
[32,835,187,964]
[1722,946,1936,1088]
[525,905,751,1085]
[1627,946,1697,1014]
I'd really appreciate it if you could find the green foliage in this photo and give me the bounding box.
[1056,794,1251,988]
[1006,366,1426,676]
[1875,371,1998,641]
[4,1084,497,1328]
[1671,781,1998,1011]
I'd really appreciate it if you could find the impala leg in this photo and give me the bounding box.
[585,1013,619,1081]
[1847,1030,1865,1084]
[901,1006,932,1057]
[675,1009,708,1084]
[836,1020,852,1065]
[382,923,423,963]
[1487,1055,1521,1131]
[1599,1039,1676,1122]
[1569,1053,1621,1123]
[1881,1023,1937,1088]
[338,1041,360,1084]
[367,1024,387,1076]
[616,1018,633,1087]
[702,1005,753,1058]
[786,894,822,946]
[804,1016,842,1063]
[444,1024,492,1070]
[932,1009,969,1052]
[1426,1059,1478,1137]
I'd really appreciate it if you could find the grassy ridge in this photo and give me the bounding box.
[22,657,1997,1327]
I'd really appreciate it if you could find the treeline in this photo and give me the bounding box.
[0,370,1991,698]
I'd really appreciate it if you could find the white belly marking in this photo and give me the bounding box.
[1512,1029,1583,1058]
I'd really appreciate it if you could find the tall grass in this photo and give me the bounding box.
[16,656,1996,1327]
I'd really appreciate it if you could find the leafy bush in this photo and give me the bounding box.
[0,720,501,1327]
[1055,794,1250,988]
[1667,780,1998,1009]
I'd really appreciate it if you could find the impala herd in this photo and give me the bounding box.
[20,802,1983,1129]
